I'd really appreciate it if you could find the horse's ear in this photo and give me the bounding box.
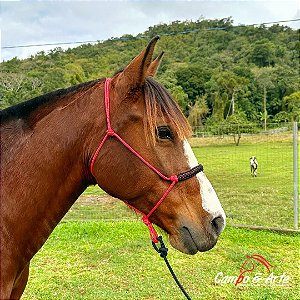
[147,52,164,77]
[119,36,159,87]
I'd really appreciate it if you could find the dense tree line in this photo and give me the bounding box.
[1,18,299,126]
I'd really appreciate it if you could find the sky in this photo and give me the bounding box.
[1,0,299,62]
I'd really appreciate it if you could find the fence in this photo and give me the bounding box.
[63,122,299,231]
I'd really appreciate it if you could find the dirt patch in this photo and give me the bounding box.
[77,194,119,206]
[190,132,294,147]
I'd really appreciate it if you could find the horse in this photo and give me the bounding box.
[250,156,258,176]
[0,37,225,299]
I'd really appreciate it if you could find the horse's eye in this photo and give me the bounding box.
[156,126,174,140]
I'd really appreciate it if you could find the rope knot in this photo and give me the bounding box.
[106,128,115,136]
[142,216,159,243]
[169,175,178,183]
[142,215,151,226]
[152,236,168,258]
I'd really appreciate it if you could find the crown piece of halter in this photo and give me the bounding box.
[90,78,203,243]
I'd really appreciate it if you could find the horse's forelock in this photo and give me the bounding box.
[143,77,191,144]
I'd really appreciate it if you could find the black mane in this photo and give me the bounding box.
[0,80,99,123]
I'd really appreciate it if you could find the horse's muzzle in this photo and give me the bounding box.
[170,213,225,255]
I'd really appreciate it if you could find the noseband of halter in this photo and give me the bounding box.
[90,78,203,243]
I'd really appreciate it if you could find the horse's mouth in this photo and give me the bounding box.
[169,226,218,255]
[181,226,199,254]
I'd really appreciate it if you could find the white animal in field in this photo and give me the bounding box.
[250,156,258,177]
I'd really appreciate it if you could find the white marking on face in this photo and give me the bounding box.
[183,139,226,226]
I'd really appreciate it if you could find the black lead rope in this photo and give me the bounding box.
[152,236,192,300]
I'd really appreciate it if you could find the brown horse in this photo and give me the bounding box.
[0,37,225,299]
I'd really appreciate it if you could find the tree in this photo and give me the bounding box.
[206,70,250,120]
[158,69,189,114]
[283,91,300,121]
[188,95,209,126]
[175,64,212,104]
[273,111,290,123]
[0,72,42,108]
[251,39,275,67]
[63,63,86,85]
[221,112,253,146]
[252,67,275,130]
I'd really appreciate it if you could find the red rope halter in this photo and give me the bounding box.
[90,78,202,243]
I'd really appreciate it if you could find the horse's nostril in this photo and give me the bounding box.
[211,216,225,235]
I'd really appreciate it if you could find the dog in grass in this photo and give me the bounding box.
[250,156,258,177]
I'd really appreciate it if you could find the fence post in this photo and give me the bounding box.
[293,122,299,230]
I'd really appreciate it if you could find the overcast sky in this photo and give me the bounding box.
[1,0,299,62]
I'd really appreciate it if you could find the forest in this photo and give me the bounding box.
[1,18,299,128]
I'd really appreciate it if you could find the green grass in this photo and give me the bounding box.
[23,222,299,300]
[191,134,295,229]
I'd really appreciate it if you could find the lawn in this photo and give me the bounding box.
[23,222,299,300]
[191,133,295,229]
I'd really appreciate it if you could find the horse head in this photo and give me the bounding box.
[90,37,226,254]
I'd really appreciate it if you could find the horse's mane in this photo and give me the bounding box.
[144,77,191,143]
[0,79,100,123]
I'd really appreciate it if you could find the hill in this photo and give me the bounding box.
[1,18,299,125]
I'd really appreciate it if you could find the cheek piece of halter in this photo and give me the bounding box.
[90,78,202,300]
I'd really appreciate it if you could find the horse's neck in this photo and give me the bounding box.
[1,89,104,260]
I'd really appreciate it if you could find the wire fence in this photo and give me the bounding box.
[63,122,299,231]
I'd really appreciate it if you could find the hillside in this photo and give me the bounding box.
[1,18,299,125]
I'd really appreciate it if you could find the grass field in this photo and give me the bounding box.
[23,222,299,299]
[191,132,296,229]
[23,132,299,299]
